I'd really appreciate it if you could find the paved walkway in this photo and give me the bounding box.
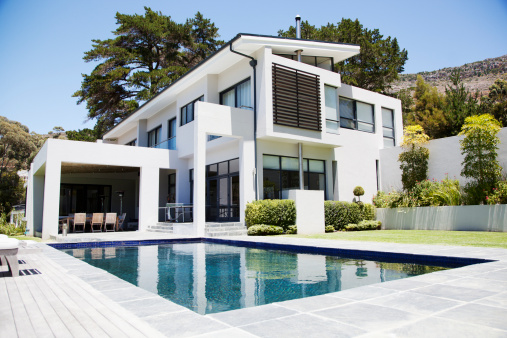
[2,234,507,337]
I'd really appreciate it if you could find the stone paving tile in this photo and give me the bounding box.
[437,303,507,331]
[276,294,352,312]
[192,327,258,338]
[364,291,463,315]
[102,285,158,302]
[327,285,397,301]
[143,311,229,338]
[406,271,461,284]
[442,276,507,292]
[120,297,188,317]
[239,313,367,338]
[412,283,496,302]
[385,316,507,338]
[208,304,297,327]
[88,278,136,291]
[313,302,419,332]
[474,268,507,281]
[373,278,430,291]
[475,291,507,309]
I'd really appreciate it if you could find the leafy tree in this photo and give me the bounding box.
[444,69,479,136]
[459,114,502,204]
[398,125,430,191]
[483,79,507,127]
[278,19,408,93]
[390,88,415,123]
[0,117,38,213]
[66,128,101,142]
[74,8,223,132]
[407,76,448,139]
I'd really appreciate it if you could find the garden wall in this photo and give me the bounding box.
[377,205,507,232]
[379,127,507,191]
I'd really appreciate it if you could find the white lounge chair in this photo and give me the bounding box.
[0,236,19,277]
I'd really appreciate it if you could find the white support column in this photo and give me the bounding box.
[193,129,206,237]
[25,164,34,236]
[33,174,45,237]
[41,159,61,240]
[137,119,148,147]
[139,166,159,231]
[239,138,256,223]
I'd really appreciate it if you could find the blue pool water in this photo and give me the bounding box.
[60,241,453,314]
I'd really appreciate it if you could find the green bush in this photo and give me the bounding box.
[353,186,364,200]
[345,220,381,231]
[247,224,284,236]
[245,200,296,231]
[0,213,25,236]
[324,201,376,230]
[487,181,507,205]
[286,225,297,234]
[325,225,335,233]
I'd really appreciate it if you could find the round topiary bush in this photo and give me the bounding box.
[353,186,365,201]
[247,224,284,236]
[325,225,335,233]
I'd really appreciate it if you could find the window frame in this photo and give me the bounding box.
[339,96,375,134]
[147,125,162,148]
[219,77,252,109]
[324,84,339,134]
[180,95,204,126]
[381,107,396,148]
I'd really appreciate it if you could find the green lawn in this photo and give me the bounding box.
[8,235,43,242]
[285,230,507,249]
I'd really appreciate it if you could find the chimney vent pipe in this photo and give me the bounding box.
[295,15,302,62]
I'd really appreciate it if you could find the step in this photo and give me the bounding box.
[205,226,247,232]
[205,230,248,237]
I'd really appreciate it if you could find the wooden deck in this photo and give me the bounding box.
[0,245,165,338]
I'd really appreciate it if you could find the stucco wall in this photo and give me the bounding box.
[380,128,507,191]
[377,205,507,232]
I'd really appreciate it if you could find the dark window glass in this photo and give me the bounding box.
[229,159,239,173]
[220,78,251,109]
[148,126,162,147]
[218,161,228,176]
[207,164,218,178]
[382,107,395,148]
[339,97,375,133]
[263,170,280,199]
[168,173,176,203]
[126,139,137,146]
[181,96,204,126]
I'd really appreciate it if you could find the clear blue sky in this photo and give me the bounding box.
[0,0,506,134]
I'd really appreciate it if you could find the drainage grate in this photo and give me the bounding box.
[18,260,26,264]
[19,269,41,276]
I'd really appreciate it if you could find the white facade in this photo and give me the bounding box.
[26,34,402,239]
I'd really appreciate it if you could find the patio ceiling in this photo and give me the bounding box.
[60,163,140,175]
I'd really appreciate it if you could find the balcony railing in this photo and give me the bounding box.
[150,137,176,150]
[158,204,193,223]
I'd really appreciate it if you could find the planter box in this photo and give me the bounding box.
[376,205,507,232]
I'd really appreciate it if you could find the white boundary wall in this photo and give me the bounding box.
[288,190,325,234]
[377,205,507,232]
[379,127,507,191]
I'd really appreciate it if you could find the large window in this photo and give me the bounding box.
[275,54,334,71]
[382,108,395,148]
[59,184,112,216]
[220,78,251,109]
[167,118,176,150]
[181,96,204,126]
[263,155,325,199]
[325,85,339,133]
[148,125,162,148]
[340,97,375,133]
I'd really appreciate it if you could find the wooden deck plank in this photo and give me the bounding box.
[13,274,54,338]
[36,256,157,338]
[0,278,18,338]
[31,258,105,338]
[4,277,37,337]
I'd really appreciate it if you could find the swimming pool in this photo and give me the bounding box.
[57,239,465,315]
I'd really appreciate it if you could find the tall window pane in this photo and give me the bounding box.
[221,89,235,107]
[325,85,339,134]
[237,80,251,108]
[382,107,395,147]
[339,98,354,119]
[263,155,280,170]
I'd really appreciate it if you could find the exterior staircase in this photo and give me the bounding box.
[146,222,247,237]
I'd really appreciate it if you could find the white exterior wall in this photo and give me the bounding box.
[380,127,507,191]
[27,35,403,238]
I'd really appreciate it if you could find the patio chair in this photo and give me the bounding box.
[104,213,117,232]
[73,213,86,233]
[117,213,126,231]
[91,213,104,232]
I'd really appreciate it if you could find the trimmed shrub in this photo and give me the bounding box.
[245,200,296,231]
[325,225,335,233]
[345,220,381,231]
[353,186,365,201]
[324,201,376,230]
[286,225,297,234]
[247,224,284,236]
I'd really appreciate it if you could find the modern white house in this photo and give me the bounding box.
[25,32,402,239]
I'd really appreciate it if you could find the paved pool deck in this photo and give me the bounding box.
[2,233,507,337]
